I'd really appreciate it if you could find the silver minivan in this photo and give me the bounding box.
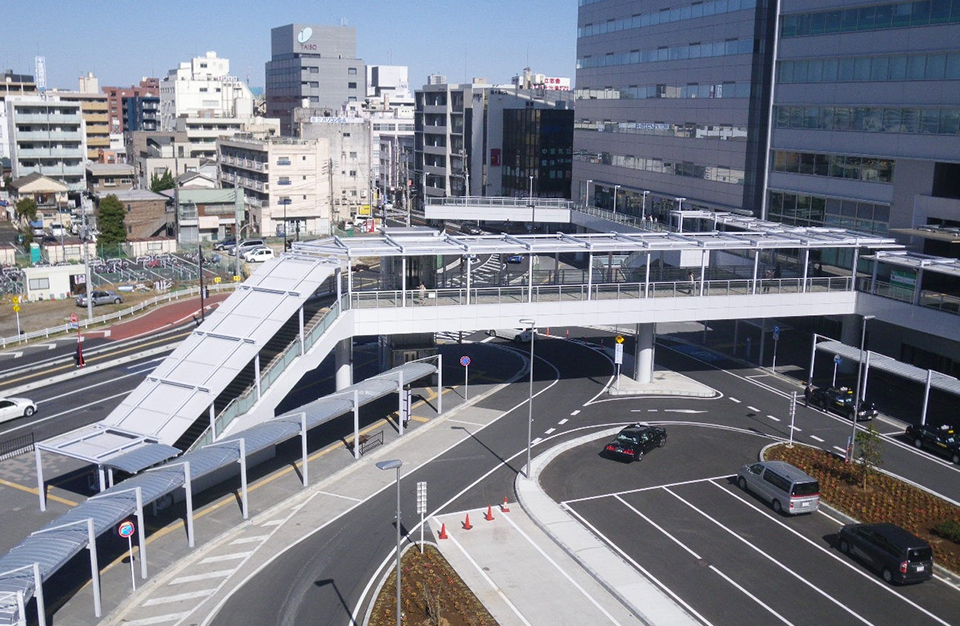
[737,460,820,515]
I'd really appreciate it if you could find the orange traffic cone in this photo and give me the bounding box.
[438,523,448,539]
[565,329,569,339]
[462,513,473,530]
[484,505,495,521]
[501,497,510,513]
[546,327,550,337]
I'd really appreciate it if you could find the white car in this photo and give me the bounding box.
[242,247,275,263]
[0,397,37,424]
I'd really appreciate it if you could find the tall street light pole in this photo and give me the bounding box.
[641,190,649,221]
[849,315,875,462]
[376,459,403,626]
[519,318,536,478]
[613,184,621,214]
[528,175,535,229]
[585,179,593,206]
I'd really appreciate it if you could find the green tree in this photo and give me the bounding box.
[150,170,175,193]
[97,195,127,246]
[855,423,884,489]
[15,197,38,224]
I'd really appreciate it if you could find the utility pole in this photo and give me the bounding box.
[82,194,93,320]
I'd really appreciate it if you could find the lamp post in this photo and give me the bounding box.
[376,459,403,626]
[848,315,875,462]
[641,190,649,221]
[280,197,291,250]
[528,174,535,229]
[613,184,621,214]
[675,197,687,232]
[585,179,593,207]
[519,318,536,478]
[198,241,206,322]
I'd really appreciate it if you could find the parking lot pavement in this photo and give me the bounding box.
[546,426,960,626]
[428,508,645,626]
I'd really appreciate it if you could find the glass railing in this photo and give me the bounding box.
[861,279,960,316]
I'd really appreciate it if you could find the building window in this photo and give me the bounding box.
[349,170,357,177]
[28,278,50,290]
[348,82,357,89]
[348,68,358,75]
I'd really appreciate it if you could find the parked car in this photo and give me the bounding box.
[601,423,667,462]
[810,386,876,421]
[506,254,524,264]
[233,239,265,256]
[737,460,820,515]
[214,237,237,251]
[486,328,532,343]
[837,523,933,584]
[0,397,37,424]
[75,290,122,307]
[460,223,483,235]
[50,224,66,238]
[905,423,960,464]
[242,247,275,263]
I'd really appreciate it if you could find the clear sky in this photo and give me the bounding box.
[1,1,578,91]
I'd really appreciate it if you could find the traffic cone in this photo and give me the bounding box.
[546,327,550,337]
[484,505,495,521]
[565,329,569,339]
[438,523,448,540]
[501,497,510,513]
[462,513,473,530]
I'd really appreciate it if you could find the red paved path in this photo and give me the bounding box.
[106,293,231,341]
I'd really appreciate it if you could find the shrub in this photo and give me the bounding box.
[935,519,960,544]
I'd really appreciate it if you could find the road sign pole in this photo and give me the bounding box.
[128,535,136,591]
[788,391,797,448]
[832,356,840,387]
[465,363,469,400]
[772,336,779,371]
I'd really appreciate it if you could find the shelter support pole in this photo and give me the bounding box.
[299,306,305,355]
[209,403,216,439]
[35,449,45,512]
[840,315,860,373]
[921,369,933,427]
[300,412,309,487]
[33,562,45,626]
[644,253,651,298]
[698,249,707,296]
[634,323,655,384]
[402,257,407,307]
[87,518,101,617]
[808,334,818,385]
[586,252,593,300]
[255,354,261,400]
[135,487,147,579]
[335,338,353,390]
[801,249,810,293]
[108,469,114,489]
[528,254,533,303]
[353,389,361,460]
[752,249,760,295]
[437,354,443,416]
[16,591,25,626]
[862,351,872,401]
[758,319,767,368]
[184,462,194,548]
[239,438,248,518]
[398,371,405,436]
[98,468,106,492]
[734,320,740,356]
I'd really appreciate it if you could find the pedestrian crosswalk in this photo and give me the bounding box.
[444,254,503,288]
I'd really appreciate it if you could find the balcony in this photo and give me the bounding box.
[16,131,83,141]
[13,113,82,124]
[17,148,83,158]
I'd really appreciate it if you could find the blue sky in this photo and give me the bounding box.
[1,1,578,91]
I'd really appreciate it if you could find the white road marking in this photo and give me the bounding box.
[728,397,741,403]
[615,495,701,560]
[121,612,193,625]
[664,487,877,626]
[532,437,543,445]
[126,356,167,370]
[767,415,781,422]
[709,566,797,626]
[143,589,216,606]
[570,409,581,416]
[558,419,568,425]
[168,570,233,585]
[664,409,707,414]
[260,520,283,527]
[198,552,253,564]
[446,418,484,427]
[790,426,802,432]
[228,535,269,546]
[544,428,556,435]
[564,474,736,505]
[4,391,130,435]
[747,406,760,413]
[647,409,659,412]
[316,491,362,503]
[809,435,825,442]
[833,446,847,454]
[0,351,23,359]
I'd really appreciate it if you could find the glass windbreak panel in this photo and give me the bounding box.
[835,107,852,130]
[823,58,839,81]
[926,54,946,79]
[889,55,908,80]
[883,108,903,132]
[861,158,879,181]
[855,57,871,80]
[908,55,927,80]
[901,108,920,133]
[941,109,960,133]
[820,107,835,129]
[946,53,960,78]
[845,156,862,178]
[921,109,941,133]
[830,155,847,177]
[804,107,820,128]
[871,56,889,80]
[839,58,856,81]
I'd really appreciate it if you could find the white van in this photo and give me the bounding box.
[486,328,533,343]
[737,460,820,515]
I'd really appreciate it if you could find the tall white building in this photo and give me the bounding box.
[160,52,254,131]
[366,65,414,109]
[369,107,415,206]
[298,114,372,224]
[5,96,87,192]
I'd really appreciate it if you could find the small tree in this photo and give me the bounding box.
[855,423,884,489]
[97,195,127,247]
[150,170,175,193]
[15,197,38,224]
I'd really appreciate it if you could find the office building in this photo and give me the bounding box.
[769,1,960,260]
[369,107,415,208]
[572,0,776,219]
[160,52,254,131]
[367,65,414,108]
[266,24,366,135]
[103,78,159,132]
[298,114,371,223]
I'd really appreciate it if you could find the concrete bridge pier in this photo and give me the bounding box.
[335,338,353,390]
[631,322,655,384]
[839,314,862,374]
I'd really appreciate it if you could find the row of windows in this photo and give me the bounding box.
[772,151,895,183]
[576,119,749,141]
[779,52,960,84]
[578,0,757,37]
[782,0,960,38]
[768,191,890,235]
[373,123,416,132]
[576,82,751,101]
[775,105,960,135]
[574,151,745,185]
[577,38,753,70]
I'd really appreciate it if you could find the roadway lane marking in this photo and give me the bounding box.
[810,435,825,442]
[767,415,781,422]
[121,612,192,625]
[709,566,797,626]
[3,391,130,435]
[663,487,877,626]
[747,406,760,412]
[558,419,568,425]
[199,552,253,564]
[125,356,167,370]
[665,409,707,414]
[0,351,23,359]
[790,426,802,432]
[544,428,556,435]
[564,474,736,505]
[260,520,283,527]
[37,370,147,404]
[447,418,484,427]
[729,397,741,403]
[615,495,702,560]
[168,570,233,585]
[316,490,362,503]
[499,510,629,626]
[833,446,847,454]
[532,437,543,445]
[444,532,535,626]
[143,589,216,606]
[570,410,580,416]
[713,481,956,625]
[0,477,78,506]
[228,535,270,545]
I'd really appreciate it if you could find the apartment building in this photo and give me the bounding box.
[103,78,159,132]
[218,135,332,237]
[0,70,37,161]
[123,96,160,131]
[5,96,87,193]
[55,90,110,160]
[160,52,254,131]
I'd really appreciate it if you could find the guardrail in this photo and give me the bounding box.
[0,432,34,462]
[0,283,239,349]
[862,280,960,317]
[189,296,344,451]
[427,196,575,209]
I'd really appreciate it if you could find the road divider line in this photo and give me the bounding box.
[790,426,802,432]
[563,474,735,505]
[198,552,253,564]
[143,589,215,606]
[747,406,760,413]
[833,446,847,454]
[709,565,796,626]
[558,419,568,425]
[168,570,233,585]
[570,410,580,416]
[729,397,741,403]
[810,435,824,442]
[614,495,702,560]
[767,415,781,422]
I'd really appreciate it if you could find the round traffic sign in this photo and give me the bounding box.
[12,304,20,313]
[118,520,135,538]
[460,355,471,367]
[834,355,842,365]
[70,313,78,323]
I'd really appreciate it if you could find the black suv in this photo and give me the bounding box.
[838,523,934,584]
[602,424,667,462]
[810,386,876,421]
[905,423,960,464]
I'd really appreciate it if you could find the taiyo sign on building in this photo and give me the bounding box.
[297,26,317,50]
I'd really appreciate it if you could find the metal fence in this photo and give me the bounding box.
[0,432,34,462]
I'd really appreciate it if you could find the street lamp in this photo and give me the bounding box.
[280,197,291,250]
[675,197,687,232]
[613,184,621,214]
[519,318,536,478]
[376,459,403,626]
[641,190,649,221]
[585,179,593,207]
[849,315,875,462]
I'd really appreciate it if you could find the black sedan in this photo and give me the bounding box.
[905,423,960,464]
[602,424,667,462]
[810,386,876,421]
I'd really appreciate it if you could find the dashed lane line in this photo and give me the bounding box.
[198,552,253,565]
[558,419,568,425]
[810,435,825,442]
[747,406,760,413]
[767,415,781,422]
[729,397,742,403]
